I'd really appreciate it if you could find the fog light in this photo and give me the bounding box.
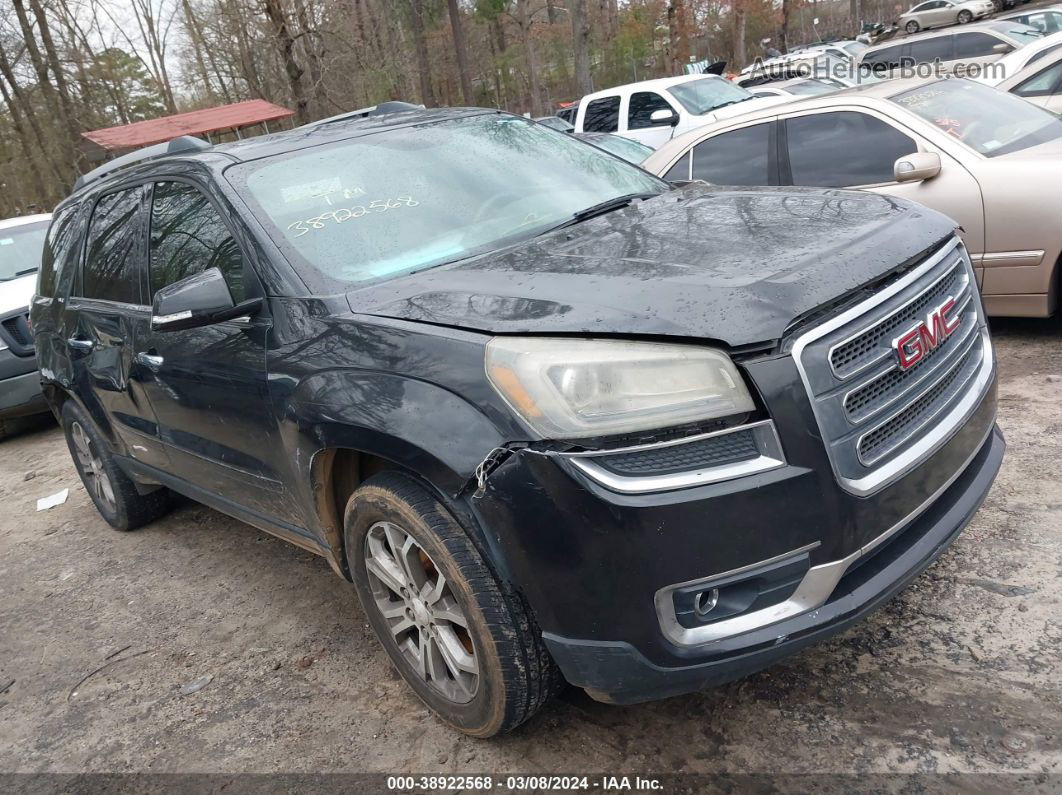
[694,588,720,617]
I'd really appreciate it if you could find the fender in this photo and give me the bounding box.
[281,367,518,580]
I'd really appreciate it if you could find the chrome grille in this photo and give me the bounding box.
[829,264,964,378]
[792,238,994,496]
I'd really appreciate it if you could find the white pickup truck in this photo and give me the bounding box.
[573,74,788,149]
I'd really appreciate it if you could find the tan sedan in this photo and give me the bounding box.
[643,77,1062,318]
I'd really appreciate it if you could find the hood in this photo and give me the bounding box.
[0,273,36,317]
[346,185,956,348]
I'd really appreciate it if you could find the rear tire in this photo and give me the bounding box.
[61,401,170,531]
[958,10,973,22]
[906,20,921,33]
[345,472,560,737]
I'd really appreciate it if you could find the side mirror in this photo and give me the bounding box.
[152,267,262,332]
[993,42,1014,53]
[650,108,680,127]
[894,151,942,183]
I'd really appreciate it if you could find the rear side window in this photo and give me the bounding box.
[786,112,916,187]
[82,186,147,305]
[952,33,1002,58]
[907,36,954,63]
[38,207,79,297]
[863,45,902,67]
[628,92,674,129]
[149,181,246,302]
[583,96,621,132]
[1014,60,1062,96]
[690,123,771,185]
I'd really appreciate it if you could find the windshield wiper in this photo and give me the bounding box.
[712,96,756,111]
[556,192,659,229]
[0,268,37,282]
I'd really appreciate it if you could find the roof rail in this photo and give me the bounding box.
[73,135,212,192]
[310,101,425,129]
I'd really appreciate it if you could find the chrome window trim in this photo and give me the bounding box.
[655,420,993,647]
[563,420,786,494]
[791,238,994,496]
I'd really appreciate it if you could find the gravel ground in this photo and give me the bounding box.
[0,314,1059,780]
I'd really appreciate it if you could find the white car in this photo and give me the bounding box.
[573,75,788,149]
[0,213,52,437]
[748,77,847,97]
[977,29,1062,85]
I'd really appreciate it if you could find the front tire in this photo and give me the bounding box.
[958,10,973,22]
[61,401,170,531]
[345,472,559,737]
[906,20,921,33]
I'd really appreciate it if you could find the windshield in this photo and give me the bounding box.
[584,134,653,164]
[892,78,1062,156]
[0,220,48,281]
[231,114,666,286]
[667,77,755,115]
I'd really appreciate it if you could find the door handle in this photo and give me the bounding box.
[135,352,164,371]
[67,337,94,352]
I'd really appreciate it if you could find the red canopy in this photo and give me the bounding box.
[82,99,295,151]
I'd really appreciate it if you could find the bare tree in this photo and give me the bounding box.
[446,0,475,104]
[571,0,591,96]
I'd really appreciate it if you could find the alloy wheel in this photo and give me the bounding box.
[363,521,479,704]
[71,421,116,513]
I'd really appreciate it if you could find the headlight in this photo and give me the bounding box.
[485,337,755,438]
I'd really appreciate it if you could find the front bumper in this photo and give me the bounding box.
[543,425,1003,703]
[0,348,47,419]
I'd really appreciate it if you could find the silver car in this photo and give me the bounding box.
[643,77,1062,318]
[899,0,995,34]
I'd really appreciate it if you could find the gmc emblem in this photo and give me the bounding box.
[892,297,961,371]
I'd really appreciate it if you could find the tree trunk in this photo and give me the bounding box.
[409,0,437,107]
[0,43,66,196]
[514,0,542,115]
[667,0,691,74]
[446,0,475,104]
[263,0,309,123]
[571,0,592,96]
[181,0,218,101]
[294,0,327,113]
[27,0,83,172]
[0,77,57,207]
[781,0,791,53]
[733,0,747,69]
[850,0,860,27]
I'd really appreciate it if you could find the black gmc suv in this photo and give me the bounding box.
[32,108,1003,737]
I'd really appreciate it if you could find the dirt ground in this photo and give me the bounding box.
[0,315,1059,780]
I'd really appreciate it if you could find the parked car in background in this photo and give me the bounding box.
[644,77,1062,318]
[33,106,1004,737]
[573,132,654,163]
[975,29,1062,84]
[789,39,870,61]
[998,45,1062,111]
[996,5,1062,34]
[739,50,884,87]
[555,105,578,125]
[533,115,574,133]
[859,22,1043,74]
[899,0,995,34]
[574,75,787,149]
[748,77,846,97]
[0,213,51,439]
